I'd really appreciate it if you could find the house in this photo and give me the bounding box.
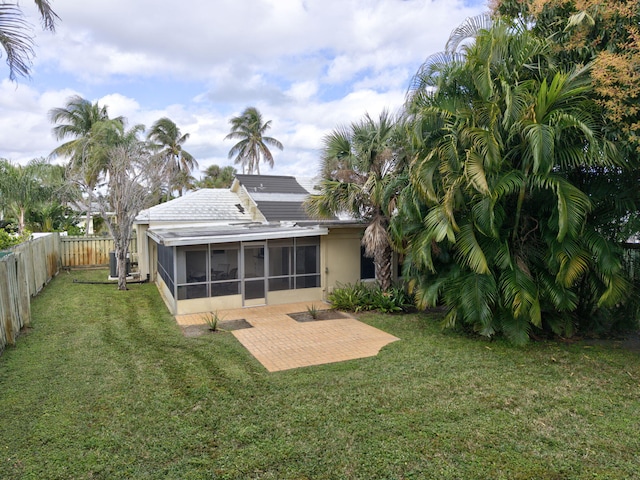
[135,174,391,315]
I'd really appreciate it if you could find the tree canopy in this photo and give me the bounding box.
[225,107,283,175]
[392,17,632,343]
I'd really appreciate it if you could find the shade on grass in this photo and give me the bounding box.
[0,269,639,479]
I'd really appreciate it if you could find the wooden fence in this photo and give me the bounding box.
[0,233,60,355]
[60,235,138,268]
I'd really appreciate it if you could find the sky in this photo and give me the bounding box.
[0,0,488,179]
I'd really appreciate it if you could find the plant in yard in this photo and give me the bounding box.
[306,304,319,319]
[393,17,630,343]
[328,282,415,313]
[203,311,224,331]
[305,110,409,292]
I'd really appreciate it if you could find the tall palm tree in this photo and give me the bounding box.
[306,110,406,291]
[49,96,123,236]
[0,0,58,80]
[225,107,283,175]
[147,117,197,199]
[393,17,628,343]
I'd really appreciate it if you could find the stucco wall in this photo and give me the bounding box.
[321,227,363,298]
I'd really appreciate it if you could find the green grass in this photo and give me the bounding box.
[1,269,639,479]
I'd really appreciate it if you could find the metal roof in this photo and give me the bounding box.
[147,223,329,247]
[235,174,309,194]
[235,174,335,222]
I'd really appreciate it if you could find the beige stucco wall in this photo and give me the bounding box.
[321,227,363,299]
[136,223,150,279]
[176,294,243,315]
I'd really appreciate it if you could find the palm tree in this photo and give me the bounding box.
[49,96,123,236]
[305,110,406,291]
[0,0,58,80]
[197,164,237,188]
[0,158,53,234]
[225,107,283,175]
[147,117,197,200]
[393,17,628,343]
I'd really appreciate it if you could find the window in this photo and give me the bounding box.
[360,246,375,280]
[157,243,175,297]
[210,246,239,297]
[268,239,293,291]
[267,237,319,291]
[176,246,208,299]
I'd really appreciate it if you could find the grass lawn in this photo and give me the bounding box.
[1,269,639,479]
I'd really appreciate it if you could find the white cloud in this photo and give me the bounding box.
[3,0,489,177]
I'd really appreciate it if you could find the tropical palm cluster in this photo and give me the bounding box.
[309,12,640,342]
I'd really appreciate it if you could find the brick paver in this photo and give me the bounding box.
[175,302,399,372]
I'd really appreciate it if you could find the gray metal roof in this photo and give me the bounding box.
[135,189,252,223]
[235,174,334,222]
[147,223,328,246]
[235,174,309,194]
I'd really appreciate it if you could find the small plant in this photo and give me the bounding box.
[203,311,224,331]
[306,304,319,319]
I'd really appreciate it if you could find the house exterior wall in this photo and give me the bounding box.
[321,227,363,299]
[137,223,149,279]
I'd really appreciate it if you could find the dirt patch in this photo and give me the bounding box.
[181,319,253,338]
[288,310,348,323]
[581,331,640,353]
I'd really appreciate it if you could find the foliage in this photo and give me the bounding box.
[0,228,30,250]
[492,0,640,241]
[393,18,631,344]
[197,164,237,188]
[305,110,409,290]
[328,282,414,313]
[225,106,283,175]
[147,117,197,199]
[0,158,60,234]
[49,96,124,237]
[0,0,58,80]
[202,311,224,331]
[3,268,639,478]
[306,304,319,319]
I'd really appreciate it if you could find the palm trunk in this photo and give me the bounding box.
[375,242,394,291]
[18,207,26,235]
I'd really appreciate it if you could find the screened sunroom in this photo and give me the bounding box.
[148,224,328,313]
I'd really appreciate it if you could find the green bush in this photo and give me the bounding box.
[0,229,31,250]
[328,282,414,313]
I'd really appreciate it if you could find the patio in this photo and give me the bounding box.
[175,302,400,372]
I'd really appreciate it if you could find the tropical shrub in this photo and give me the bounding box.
[0,229,31,250]
[392,18,632,344]
[328,282,414,313]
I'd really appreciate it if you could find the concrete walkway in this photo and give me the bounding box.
[175,302,399,372]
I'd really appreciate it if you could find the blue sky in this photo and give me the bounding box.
[0,0,487,178]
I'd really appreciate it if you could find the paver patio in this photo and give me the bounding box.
[175,302,400,372]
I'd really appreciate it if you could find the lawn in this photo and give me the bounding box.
[1,269,639,479]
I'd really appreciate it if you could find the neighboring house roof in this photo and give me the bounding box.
[135,189,253,223]
[234,174,335,222]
